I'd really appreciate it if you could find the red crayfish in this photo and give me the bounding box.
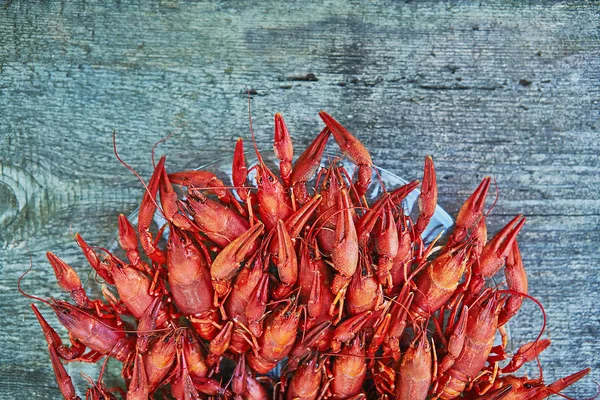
[21,110,591,399]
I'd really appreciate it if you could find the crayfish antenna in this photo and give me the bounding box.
[18,253,53,308]
[244,83,266,170]
[112,130,167,221]
[151,123,186,168]
[114,133,174,265]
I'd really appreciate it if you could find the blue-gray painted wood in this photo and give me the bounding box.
[1,1,598,398]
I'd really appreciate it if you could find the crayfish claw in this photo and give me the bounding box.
[273,113,294,187]
[46,251,89,308]
[450,176,492,246]
[290,126,331,204]
[319,111,373,196]
[210,222,264,298]
[414,156,438,238]
[48,344,80,400]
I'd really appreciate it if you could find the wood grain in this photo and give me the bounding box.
[1,0,598,398]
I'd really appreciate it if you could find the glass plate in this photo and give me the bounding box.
[107,149,455,250]
[74,149,457,395]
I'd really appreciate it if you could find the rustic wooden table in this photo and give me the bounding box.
[1,1,598,398]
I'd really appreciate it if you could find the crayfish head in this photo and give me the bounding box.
[498,376,546,400]
[272,296,302,333]
[167,225,192,252]
[167,227,207,276]
[318,162,342,208]
[51,299,80,328]
[212,279,232,299]
[402,331,432,379]
[345,334,366,357]
[287,353,324,399]
[185,187,208,205]
[147,330,178,375]
[255,159,282,195]
[281,293,300,316]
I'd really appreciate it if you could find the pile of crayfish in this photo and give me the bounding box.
[23,111,590,399]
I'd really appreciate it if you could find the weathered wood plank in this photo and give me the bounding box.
[1,0,598,398]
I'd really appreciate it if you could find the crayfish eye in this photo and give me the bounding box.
[524,383,532,389]
[259,178,263,184]
[61,309,70,315]
[268,175,274,182]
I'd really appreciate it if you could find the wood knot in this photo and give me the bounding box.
[0,180,18,228]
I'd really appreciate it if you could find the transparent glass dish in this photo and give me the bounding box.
[74,150,459,395]
[107,150,455,249]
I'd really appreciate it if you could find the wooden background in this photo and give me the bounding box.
[1,1,598,398]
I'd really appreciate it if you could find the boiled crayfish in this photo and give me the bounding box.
[21,111,591,399]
